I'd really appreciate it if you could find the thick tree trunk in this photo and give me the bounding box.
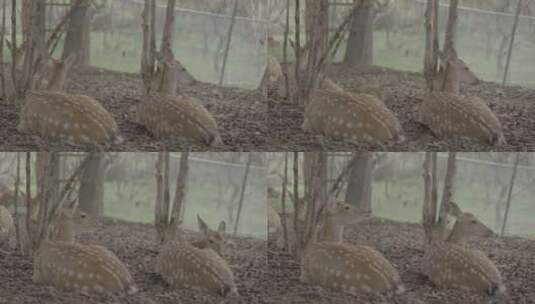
[344,152,373,213]
[305,0,329,59]
[62,0,91,66]
[78,153,105,218]
[344,0,374,67]
[301,152,328,253]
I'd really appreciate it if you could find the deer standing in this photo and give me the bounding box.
[155,216,238,297]
[423,202,505,296]
[18,56,120,146]
[32,203,137,294]
[133,57,222,146]
[300,202,404,295]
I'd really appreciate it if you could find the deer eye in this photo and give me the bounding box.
[471,220,477,224]
[209,239,214,243]
[344,206,350,210]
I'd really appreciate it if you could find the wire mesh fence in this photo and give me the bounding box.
[1,0,271,89]
[328,0,535,88]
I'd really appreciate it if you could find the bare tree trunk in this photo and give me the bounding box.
[301,152,328,253]
[154,152,169,243]
[291,152,301,256]
[78,152,105,218]
[344,152,373,212]
[305,0,329,62]
[422,152,437,244]
[233,153,252,236]
[280,152,290,251]
[438,152,456,224]
[170,152,189,225]
[160,0,176,62]
[424,0,439,92]
[21,0,46,95]
[344,0,374,67]
[63,0,91,65]
[500,153,520,236]
[141,0,156,94]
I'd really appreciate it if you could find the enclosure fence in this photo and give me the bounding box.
[328,0,535,88]
[1,0,271,89]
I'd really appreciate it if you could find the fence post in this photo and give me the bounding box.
[502,0,523,86]
[218,0,240,86]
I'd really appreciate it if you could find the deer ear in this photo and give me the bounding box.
[448,201,462,217]
[63,54,76,67]
[217,221,226,233]
[197,214,208,233]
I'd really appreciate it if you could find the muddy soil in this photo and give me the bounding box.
[268,64,535,151]
[0,219,268,304]
[266,218,535,304]
[0,66,267,151]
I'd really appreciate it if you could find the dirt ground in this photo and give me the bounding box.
[268,64,535,151]
[0,66,268,151]
[266,218,535,304]
[0,219,268,304]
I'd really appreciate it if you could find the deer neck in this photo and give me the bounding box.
[158,64,178,95]
[52,216,76,243]
[320,216,345,243]
[444,223,468,245]
[46,66,68,91]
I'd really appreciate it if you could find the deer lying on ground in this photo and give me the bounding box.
[419,56,504,145]
[296,41,403,144]
[18,55,121,146]
[0,205,13,245]
[133,57,222,146]
[303,76,404,144]
[300,202,405,295]
[423,202,505,296]
[191,214,227,257]
[155,217,238,297]
[32,203,137,294]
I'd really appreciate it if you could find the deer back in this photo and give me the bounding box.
[19,92,119,145]
[303,84,403,144]
[155,238,238,296]
[133,93,222,146]
[301,242,403,294]
[33,241,137,294]
[423,202,505,295]
[419,92,504,145]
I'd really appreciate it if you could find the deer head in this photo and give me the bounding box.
[194,215,227,257]
[445,202,494,244]
[155,217,238,297]
[46,54,76,91]
[48,199,92,243]
[424,202,505,296]
[317,201,371,243]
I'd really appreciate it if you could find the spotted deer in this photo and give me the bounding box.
[133,57,222,146]
[155,219,238,297]
[419,56,504,145]
[300,202,404,295]
[32,203,137,294]
[0,205,14,245]
[423,202,505,296]
[18,55,120,146]
[191,214,227,257]
[303,76,403,144]
[276,39,403,143]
